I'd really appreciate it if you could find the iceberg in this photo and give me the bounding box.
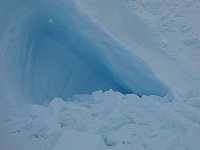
[1,0,200,150]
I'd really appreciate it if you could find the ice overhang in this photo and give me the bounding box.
[0,0,169,104]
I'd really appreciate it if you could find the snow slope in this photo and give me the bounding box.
[75,0,200,95]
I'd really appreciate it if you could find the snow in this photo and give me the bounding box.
[53,130,105,150]
[75,0,200,95]
[2,90,200,150]
[0,0,200,150]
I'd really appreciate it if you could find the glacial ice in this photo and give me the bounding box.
[1,0,200,150]
[0,0,169,104]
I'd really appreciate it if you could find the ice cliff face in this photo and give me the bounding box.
[0,0,169,104]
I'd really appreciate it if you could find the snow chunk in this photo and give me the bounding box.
[4,90,200,150]
[53,130,105,150]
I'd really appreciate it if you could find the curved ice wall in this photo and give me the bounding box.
[0,0,169,104]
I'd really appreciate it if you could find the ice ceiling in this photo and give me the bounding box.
[0,0,169,104]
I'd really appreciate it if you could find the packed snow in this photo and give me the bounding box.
[1,90,200,150]
[0,0,200,150]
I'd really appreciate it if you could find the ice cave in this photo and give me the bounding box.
[0,0,169,104]
[1,0,200,150]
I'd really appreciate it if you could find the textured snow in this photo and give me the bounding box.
[2,90,200,150]
[76,0,200,95]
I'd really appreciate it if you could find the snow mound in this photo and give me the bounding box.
[4,90,200,150]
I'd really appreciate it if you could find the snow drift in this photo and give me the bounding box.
[0,0,169,104]
[4,91,200,150]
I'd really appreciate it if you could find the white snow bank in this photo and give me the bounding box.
[3,90,200,150]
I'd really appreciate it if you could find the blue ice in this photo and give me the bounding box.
[0,0,169,103]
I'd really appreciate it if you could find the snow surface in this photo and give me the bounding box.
[2,90,200,150]
[75,0,200,95]
[0,0,200,150]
